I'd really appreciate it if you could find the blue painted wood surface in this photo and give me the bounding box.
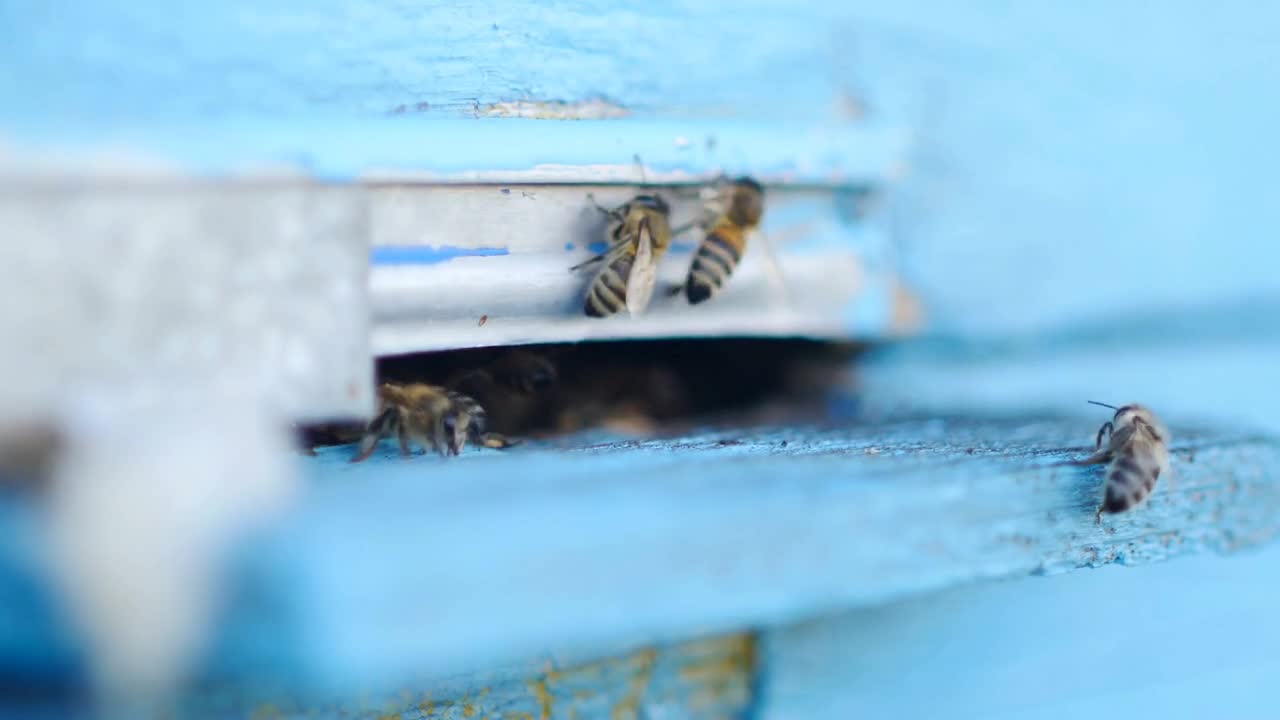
[762,542,1280,720]
[2,416,1276,696]
[0,2,905,184]
[0,2,873,125]
[3,1,1280,717]
[4,2,1276,332]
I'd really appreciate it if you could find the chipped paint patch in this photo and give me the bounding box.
[476,98,631,120]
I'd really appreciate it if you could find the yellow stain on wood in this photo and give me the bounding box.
[357,633,756,720]
[528,677,554,720]
[677,633,756,681]
[611,647,657,720]
[547,661,602,684]
[676,633,758,711]
[250,704,283,720]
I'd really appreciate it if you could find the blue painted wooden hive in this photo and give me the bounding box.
[1,2,1279,719]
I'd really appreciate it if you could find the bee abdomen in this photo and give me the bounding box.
[685,229,743,304]
[1101,453,1160,514]
[585,256,633,317]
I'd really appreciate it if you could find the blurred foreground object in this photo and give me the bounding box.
[48,386,296,700]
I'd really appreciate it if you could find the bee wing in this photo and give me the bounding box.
[756,228,790,303]
[625,219,659,315]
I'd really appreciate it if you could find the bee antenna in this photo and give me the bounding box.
[1087,400,1119,410]
[633,153,648,185]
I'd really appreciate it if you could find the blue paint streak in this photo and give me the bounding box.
[370,245,509,265]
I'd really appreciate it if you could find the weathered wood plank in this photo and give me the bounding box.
[5,1,1277,336]
[0,178,913,358]
[0,3,875,126]
[217,418,1280,691]
[0,415,1265,696]
[367,183,914,353]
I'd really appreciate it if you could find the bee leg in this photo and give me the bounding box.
[449,413,470,456]
[1095,505,1104,525]
[585,193,624,221]
[569,253,608,271]
[351,407,396,463]
[569,240,630,272]
[478,432,521,450]
[431,412,452,458]
[1095,421,1114,450]
[1072,449,1112,466]
[396,416,412,457]
[669,220,700,237]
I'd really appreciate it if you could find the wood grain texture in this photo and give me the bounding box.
[0,2,873,125]
[0,1,903,183]
[5,1,1277,334]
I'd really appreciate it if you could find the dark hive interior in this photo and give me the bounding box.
[302,338,865,449]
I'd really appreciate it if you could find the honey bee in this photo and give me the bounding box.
[571,193,673,317]
[675,176,766,304]
[1074,401,1171,523]
[350,382,517,463]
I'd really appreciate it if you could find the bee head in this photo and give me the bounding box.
[733,176,764,195]
[728,177,765,227]
[442,411,470,456]
[633,194,670,215]
[1090,401,1169,444]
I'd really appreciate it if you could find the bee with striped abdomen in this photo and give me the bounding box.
[350,382,517,463]
[571,193,673,317]
[1074,401,1171,524]
[675,176,766,304]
